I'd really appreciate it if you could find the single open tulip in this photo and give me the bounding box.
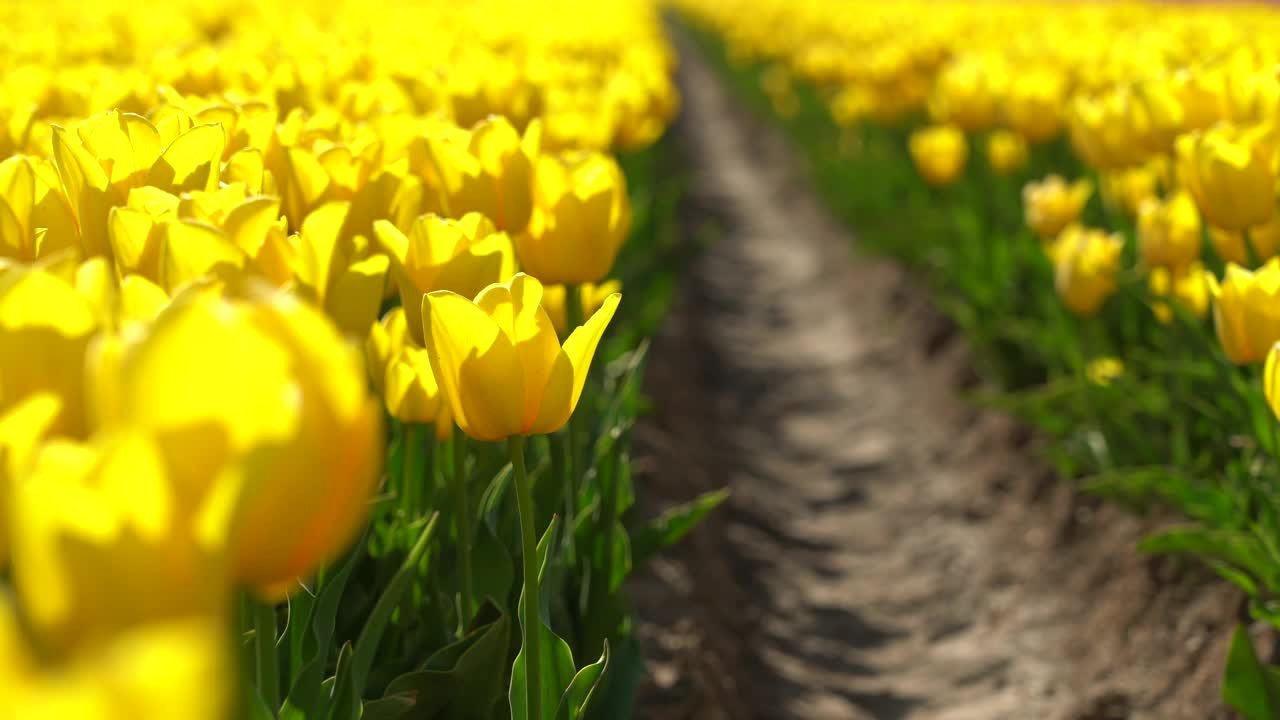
[1148,262,1209,324]
[985,130,1027,176]
[1138,191,1201,269]
[1177,124,1276,232]
[908,124,967,186]
[422,273,619,442]
[1053,225,1124,316]
[1024,175,1093,241]
[374,212,517,345]
[1207,259,1280,364]
[96,288,383,599]
[517,151,631,285]
[425,116,540,232]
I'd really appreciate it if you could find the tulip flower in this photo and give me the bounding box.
[1264,343,1280,422]
[928,56,1005,132]
[0,393,63,569]
[1004,67,1067,143]
[517,151,632,285]
[0,155,78,262]
[1177,124,1276,232]
[985,130,1027,176]
[0,603,230,720]
[1148,262,1209,324]
[374,212,517,346]
[1085,356,1125,387]
[1052,225,1124,316]
[1138,191,1201,269]
[425,116,540,233]
[291,202,390,336]
[0,263,99,437]
[96,288,384,599]
[1023,175,1093,241]
[422,272,619,443]
[908,124,967,186]
[1207,259,1280,364]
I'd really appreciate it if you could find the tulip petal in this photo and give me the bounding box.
[148,123,225,195]
[423,290,524,441]
[529,292,619,435]
[326,255,389,337]
[158,220,246,294]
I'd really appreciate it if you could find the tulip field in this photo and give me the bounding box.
[10,0,1280,717]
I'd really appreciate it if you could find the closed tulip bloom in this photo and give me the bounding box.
[1138,191,1202,269]
[383,346,452,438]
[1053,225,1124,316]
[375,212,517,345]
[517,151,632,285]
[1148,261,1209,324]
[1085,356,1125,387]
[1264,342,1280,421]
[1177,124,1276,232]
[1023,175,1093,241]
[423,273,619,442]
[985,130,1028,176]
[1004,67,1066,143]
[929,56,1004,132]
[366,307,410,394]
[908,124,967,186]
[1207,259,1280,364]
[98,288,383,598]
[426,116,540,233]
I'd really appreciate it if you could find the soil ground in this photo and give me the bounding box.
[628,32,1242,720]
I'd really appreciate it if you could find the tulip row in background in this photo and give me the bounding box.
[675,0,1280,715]
[0,1,724,718]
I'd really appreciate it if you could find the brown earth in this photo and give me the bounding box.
[628,31,1242,720]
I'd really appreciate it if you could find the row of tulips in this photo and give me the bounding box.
[677,0,1280,715]
[1,1,720,719]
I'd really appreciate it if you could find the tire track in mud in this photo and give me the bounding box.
[629,29,1238,720]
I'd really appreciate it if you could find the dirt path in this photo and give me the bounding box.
[629,31,1240,720]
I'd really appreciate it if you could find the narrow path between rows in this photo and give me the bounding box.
[629,30,1236,720]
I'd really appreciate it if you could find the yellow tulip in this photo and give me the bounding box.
[985,130,1027,176]
[517,151,632,285]
[374,211,517,346]
[1102,162,1161,219]
[929,56,1005,132]
[97,288,384,599]
[384,346,449,430]
[1148,261,1209,324]
[366,307,410,395]
[1053,225,1124,316]
[291,202,390,336]
[0,155,79,262]
[1207,259,1280,364]
[422,272,619,442]
[1085,356,1125,386]
[908,124,967,186]
[0,393,63,569]
[1,601,230,720]
[1264,342,1280,421]
[1177,124,1276,232]
[1004,67,1066,143]
[10,431,230,653]
[1138,191,1201,269]
[1023,175,1093,241]
[426,116,540,233]
[0,263,99,437]
[542,280,623,337]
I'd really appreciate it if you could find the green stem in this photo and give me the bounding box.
[451,435,474,626]
[253,600,279,712]
[562,285,586,560]
[510,435,541,720]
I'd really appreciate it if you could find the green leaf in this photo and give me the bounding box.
[1224,624,1280,720]
[326,513,441,720]
[472,521,515,611]
[631,488,729,568]
[555,642,610,720]
[279,532,367,720]
[245,688,276,720]
[363,602,512,720]
[510,517,577,720]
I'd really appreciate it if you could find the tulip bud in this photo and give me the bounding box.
[1177,124,1276,232]
[908,124,967,186]
[426,116,540,233]
[985,130,1028,176]
[1023,175,1093,241]
[422,273,619,442]
[1208,259,1280,364]
[517,151,632,285]
[1138,191,1202,269]
[1053,225,1124,316]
